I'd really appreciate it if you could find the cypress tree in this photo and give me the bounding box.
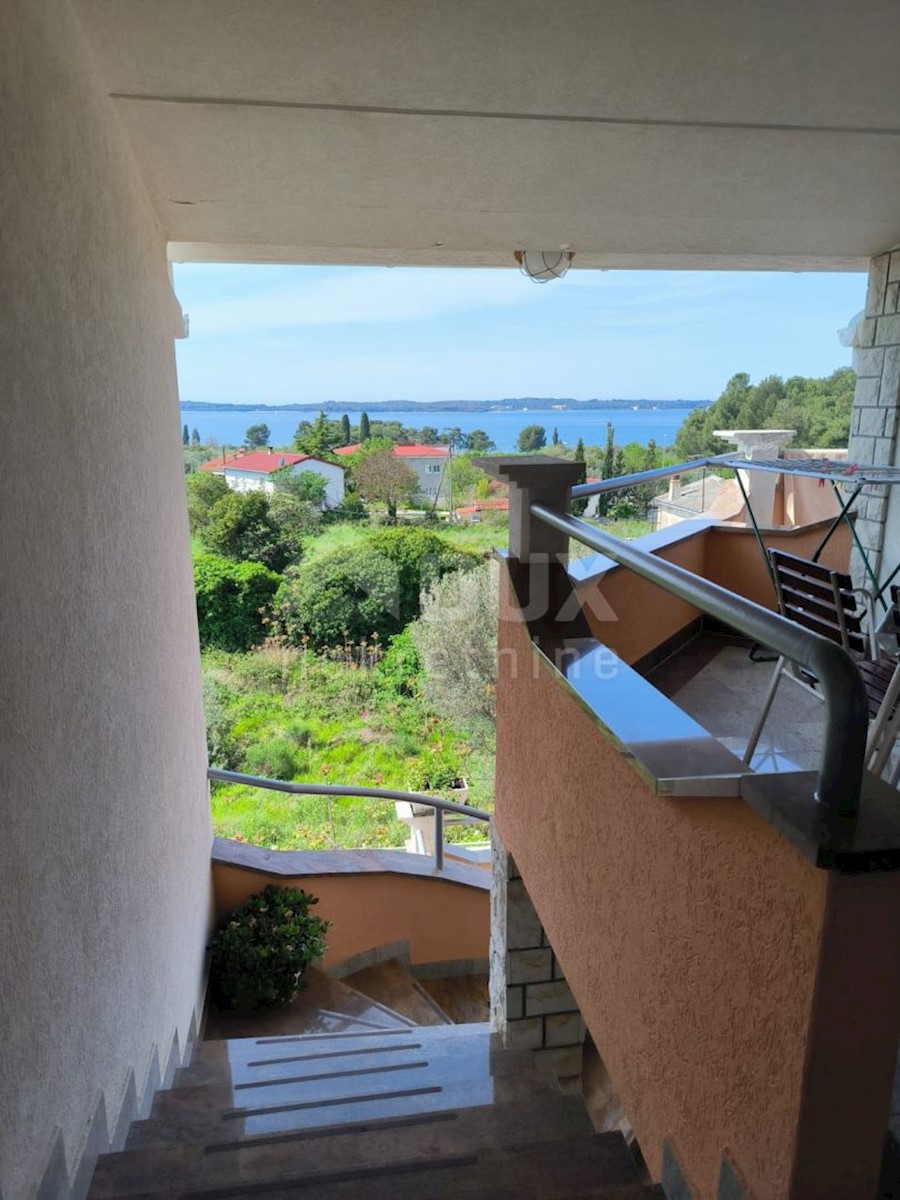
[359,411,371,441]
[340,413,352,444]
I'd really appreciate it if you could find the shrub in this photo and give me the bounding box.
[204,491,299,571]
[377,627,422,698]
[366,528,479,626]
[186,472,229,534]
[412,560,498,728]
[275,544,404,647]
[407,752,466,793]
[194,552,281,651]
[243,735,303,781]
[209,885,330,1010]
[202,673,239,769]
[274,528,476,650]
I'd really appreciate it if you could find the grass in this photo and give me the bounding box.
[205,643,494,852]
[200,511,652,854]
[303,516,507,563]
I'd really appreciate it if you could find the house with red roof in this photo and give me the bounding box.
[333,443,451,506]
[198,449,345,507]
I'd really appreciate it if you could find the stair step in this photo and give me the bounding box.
[150,1028,542,1120]
[184,1020,494,1075]
[417,973,489,1024]
[101,1132,645,1200]
[202,969,413,1043]
[127,1065,555,1150]
[342,958,453,1026]
[89,1093,594,1197]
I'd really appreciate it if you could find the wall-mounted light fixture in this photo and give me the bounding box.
[515,247,574,283]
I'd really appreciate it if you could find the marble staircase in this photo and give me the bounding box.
[87,958,663,1199]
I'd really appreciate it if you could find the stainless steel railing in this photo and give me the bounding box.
[207,768,491,871]
[530,503,869,815]
[569,452,734,499]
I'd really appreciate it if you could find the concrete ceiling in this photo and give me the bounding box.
[73,1,900,270]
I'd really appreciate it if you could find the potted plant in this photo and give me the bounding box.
[208,884,330,1011]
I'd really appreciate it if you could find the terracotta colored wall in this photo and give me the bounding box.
[576,521,853,663]
[494,601,900,1199]
[576,531,707,664]
[703,523,852,610]
[213,864,489,969]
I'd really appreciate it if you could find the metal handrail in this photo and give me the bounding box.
[207,768,491,871]
[570,453,734,499]
[530,504,869,815]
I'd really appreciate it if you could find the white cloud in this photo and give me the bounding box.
[179,267,547,337]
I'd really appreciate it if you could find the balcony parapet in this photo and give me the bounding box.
[479,455,900,872]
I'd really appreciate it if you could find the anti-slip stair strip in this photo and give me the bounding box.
[245,1042,422,1067]
[180,1152,479,1199]
[221,1084,442,1120]
[233,1059,429,1090]
[203,1110,457,1155]
[254,1028,410,1045]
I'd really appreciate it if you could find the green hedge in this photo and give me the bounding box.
[274,527,479,649]
[193,552,281,651]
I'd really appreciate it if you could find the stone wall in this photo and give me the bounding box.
[490,830,585,1088]
[849,249,900,585]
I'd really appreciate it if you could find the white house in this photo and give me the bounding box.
[334,443,450,506]
[198,449,344,507]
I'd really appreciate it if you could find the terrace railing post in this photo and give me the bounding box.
[474,456,585,565]
[433,808,444,871]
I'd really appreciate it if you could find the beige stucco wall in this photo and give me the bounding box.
[0,3,212,1197]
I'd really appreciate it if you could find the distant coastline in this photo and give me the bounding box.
[180,398,710,413]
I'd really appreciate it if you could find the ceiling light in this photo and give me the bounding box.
[515,248,574,283]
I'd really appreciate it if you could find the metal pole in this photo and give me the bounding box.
[434,808,444,870]
[732,468,778,602]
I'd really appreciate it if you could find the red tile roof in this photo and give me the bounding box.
[456,498,509,514]
[332,443,448,459]
[393,444,449,458]
[199,450,341,475]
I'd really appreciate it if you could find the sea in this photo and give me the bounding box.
[180,405,701,452]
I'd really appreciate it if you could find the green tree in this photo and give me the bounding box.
[462,429,496,453]
[441,427,464,451]
[268,491,321,545]
[186,472,230,534]
[204,491,297,571]
[367,528,478,625]
[412,560,499,729]
[596,423,617,517]
[571,437,588,517]
[191,427,201,446]
[182,423,189,446]
[275,528,476,649]
[517,424,547,452]
[274,468,329,507]
[552,426,560,445]
[354,448,418,521]
[193,552,281,651]
[294,411,341,457]
[359,412,371,441]
[673,368,855,460]
[245,422,271,448]
[339,413,352,445]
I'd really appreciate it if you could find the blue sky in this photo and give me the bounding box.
[172,264,866,405]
